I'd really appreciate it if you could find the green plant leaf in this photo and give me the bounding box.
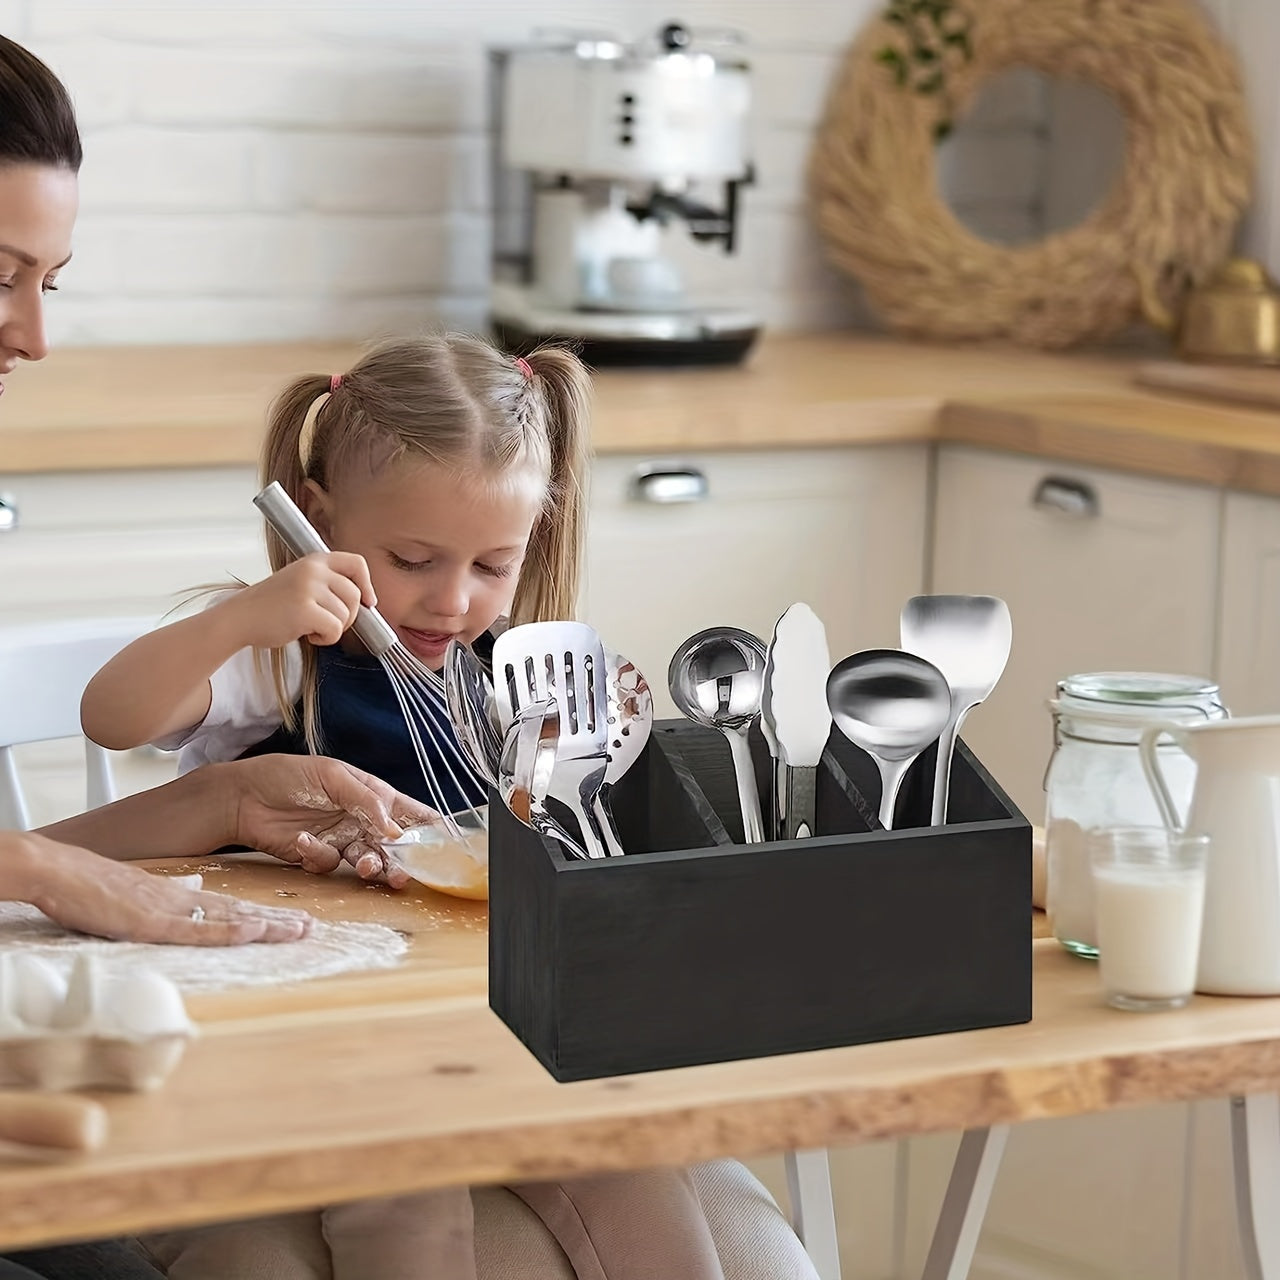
[933,118,954,141]
[875,46,910,85]
[916,69,945,94]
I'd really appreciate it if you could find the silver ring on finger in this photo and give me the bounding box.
[190,905,206,923]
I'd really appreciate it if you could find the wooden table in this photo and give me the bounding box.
[2,857,1280,1278]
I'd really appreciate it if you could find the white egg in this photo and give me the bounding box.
[104,970,193,1039]
[7,953,67,1030]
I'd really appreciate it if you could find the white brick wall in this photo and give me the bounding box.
[0,0,1056,346]
[1205,0,1280,277]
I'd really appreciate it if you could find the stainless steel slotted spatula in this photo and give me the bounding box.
[491,621,620,859]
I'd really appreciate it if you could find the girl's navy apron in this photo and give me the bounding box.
[237,636,492,813]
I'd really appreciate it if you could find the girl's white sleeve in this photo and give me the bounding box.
[151,644,302,774]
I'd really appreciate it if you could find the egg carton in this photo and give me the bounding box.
[0,951,197,1092]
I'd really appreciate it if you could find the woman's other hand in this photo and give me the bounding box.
[13,833,312,945]
[220,755,439,888]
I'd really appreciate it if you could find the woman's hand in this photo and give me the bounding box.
[220,755,440,889]
[12,833,313,946]
[222,552,377,650]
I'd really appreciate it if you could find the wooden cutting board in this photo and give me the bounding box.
[1135,360,1280,412]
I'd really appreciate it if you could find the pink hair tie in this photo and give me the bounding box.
[514,356,533,380]
[329,373,343,393]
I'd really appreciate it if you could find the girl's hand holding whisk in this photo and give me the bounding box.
[224,552,377,650]
[80,551,380,752]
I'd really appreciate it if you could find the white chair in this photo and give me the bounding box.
[0,616,155,829]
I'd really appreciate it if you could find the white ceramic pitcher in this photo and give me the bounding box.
[1140,714,1280,995]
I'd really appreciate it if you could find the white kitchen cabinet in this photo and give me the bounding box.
[0,465,267,625]
[582,444,929,716]
[930,445,1221,821]
[1217,490,1280,714]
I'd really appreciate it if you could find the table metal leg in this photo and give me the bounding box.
[920,1125,1010,1280]
[785,1148,842,1280]
[1231,1095,1280,1280]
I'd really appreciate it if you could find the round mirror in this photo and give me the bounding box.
[937,68,1127,246]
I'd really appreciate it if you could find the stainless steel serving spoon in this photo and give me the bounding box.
[668,626,767,843]
[826,649,953,830]
[900,595,1012,824]
[597,650,653,842]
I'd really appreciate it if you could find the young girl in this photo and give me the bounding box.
[81,333,586,822]
[83,333,729,1280]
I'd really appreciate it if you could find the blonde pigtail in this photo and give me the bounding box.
[508,345,593,625]
[259,373,335,753]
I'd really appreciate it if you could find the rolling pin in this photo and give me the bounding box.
[0,1090,108,1152]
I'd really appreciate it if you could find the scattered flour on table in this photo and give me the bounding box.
[0,902,407,993]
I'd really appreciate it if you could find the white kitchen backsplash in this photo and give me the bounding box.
[7,0,1270,347]
[1203,0,1280,278]
[0,0,1062,347]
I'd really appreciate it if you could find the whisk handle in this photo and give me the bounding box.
[253,481,398,658]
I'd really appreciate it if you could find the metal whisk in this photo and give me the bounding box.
[252,482,488,837]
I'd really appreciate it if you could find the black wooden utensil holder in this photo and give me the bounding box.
[488,719,1032,1082]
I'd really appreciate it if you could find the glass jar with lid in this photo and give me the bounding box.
[1045,672,1228,957]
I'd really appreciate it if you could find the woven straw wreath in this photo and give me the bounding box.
[810,0,1254,348]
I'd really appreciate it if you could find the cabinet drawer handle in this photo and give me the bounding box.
[0,496,16,533]
[628,465,709,504]
[1032,476,1099,518]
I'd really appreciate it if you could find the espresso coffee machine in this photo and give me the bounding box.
[488,23,760,366]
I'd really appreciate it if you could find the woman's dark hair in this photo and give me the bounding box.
[0,34,81,172]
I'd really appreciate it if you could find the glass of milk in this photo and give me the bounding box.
[1090,826,1208,1011]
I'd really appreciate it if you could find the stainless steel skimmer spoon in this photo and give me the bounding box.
[492,621,618,859]
[900,595,1012,824]
[668,627,767,844]
[826,649,953,830]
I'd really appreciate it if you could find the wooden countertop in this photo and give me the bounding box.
[6,332,1280,492]
[2,856,1280,1250]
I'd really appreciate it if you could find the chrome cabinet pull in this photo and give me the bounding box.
[628,465,710,504]
[0,496,16,533]
[1032,475,1099,518]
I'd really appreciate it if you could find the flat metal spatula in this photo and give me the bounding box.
[491,621,620,858]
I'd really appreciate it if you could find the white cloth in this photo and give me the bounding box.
[153,642,302,774]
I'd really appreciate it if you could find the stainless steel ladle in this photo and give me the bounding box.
[826,649,953,830]
[668,626,768,843]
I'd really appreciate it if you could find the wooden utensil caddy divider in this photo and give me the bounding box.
[489,720,1032,1082]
